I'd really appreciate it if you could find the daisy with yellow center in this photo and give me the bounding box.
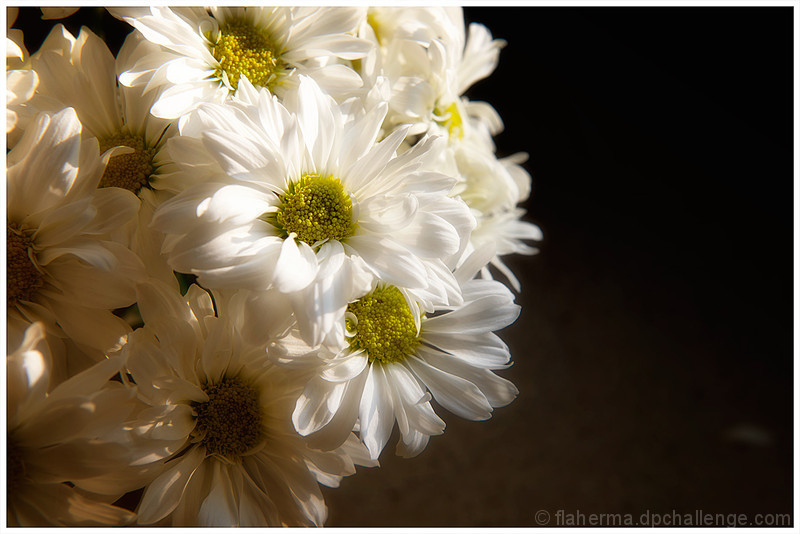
[152,77,475,348]
[345,285,420,364]
[271,173,356,244]
[122,280,374,526]
[110,6,371,120]
[209,19,283,90]
[433,106,543,292]
[292,247,521,460]
[356,6,541,291]
[358,6,505,139]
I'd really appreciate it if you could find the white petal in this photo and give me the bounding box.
[421,331,511,368]
[47,352,126,402]
[44,243,143,308]
[7,108,81,222]
[345,235,427,289]
[358,363,395,459]
[417,345,518,408]
[339,101,387,170]
[273,236,318,293]
[36,238,117,269]
[299,370,367,452]
[343,126,409,197]
[150,82,220,120]
[422,294,520,335]
[395,429,431,458]
[83,187,140,235]
[202,126,280,178]
[396,211,461,258]
[321,352,368,383]
[165,458,211,527]
[405,354,493,421]
[300,63,363,96]
[197,462,239,526]
[383,361,426,404]
[6,322,50,420]
[293,377,344,436]
[137,446,205,525]
[46,301,130,353]
[199,184,274,226]
[357,193,417,234]
[292,76,338,170]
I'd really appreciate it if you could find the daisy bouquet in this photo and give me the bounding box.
[5,6,541,527]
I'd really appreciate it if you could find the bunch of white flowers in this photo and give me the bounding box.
[5,6,541,527]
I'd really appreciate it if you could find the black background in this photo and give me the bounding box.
[11,6,795,527]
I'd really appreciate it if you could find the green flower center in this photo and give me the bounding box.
[98,134,156,194]
[211,20,282,90]
[434,102,464,140]
[346,285,420,364]
[7,225,42,305]
[192,376,264,458]
[272,173,356,246]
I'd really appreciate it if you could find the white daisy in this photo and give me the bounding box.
[7,107,144,364]
[360,6,505,137]
[109,6,371,119]
[7,322,139,526]
[30,25,181,286]
[122,279,374,526]
[152,76,473,347]
[291,245,520,460]
[357,8,542,287]
[427,109,543,291]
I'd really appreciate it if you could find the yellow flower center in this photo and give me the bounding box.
[211,20,283,90]
[7,225,42,305]
[192,376,264,458]
[434,102,464,140]
[98,134,156,194]
[346,285,420,364]
[272,173,356,246]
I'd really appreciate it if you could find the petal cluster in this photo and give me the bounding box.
[6,7,539,527]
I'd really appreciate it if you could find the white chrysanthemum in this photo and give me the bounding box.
[426,109,543,291]
[152,76,473,347]
[30,25,182,285]
[357,7,542,287]
[7,107,144,362]
[7,7,39,145]
[360,6,504,137]
[290,245,520,460]
[7,322,139,526]
[122,279,374,526]
[109,6,371,119]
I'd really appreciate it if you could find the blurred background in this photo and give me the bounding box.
[10,6,795,527]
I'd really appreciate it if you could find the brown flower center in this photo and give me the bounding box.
[192,376,264,458]
[98,134,156,194]
[7,225,42,305]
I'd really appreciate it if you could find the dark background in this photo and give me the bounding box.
[11,6,795,527]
